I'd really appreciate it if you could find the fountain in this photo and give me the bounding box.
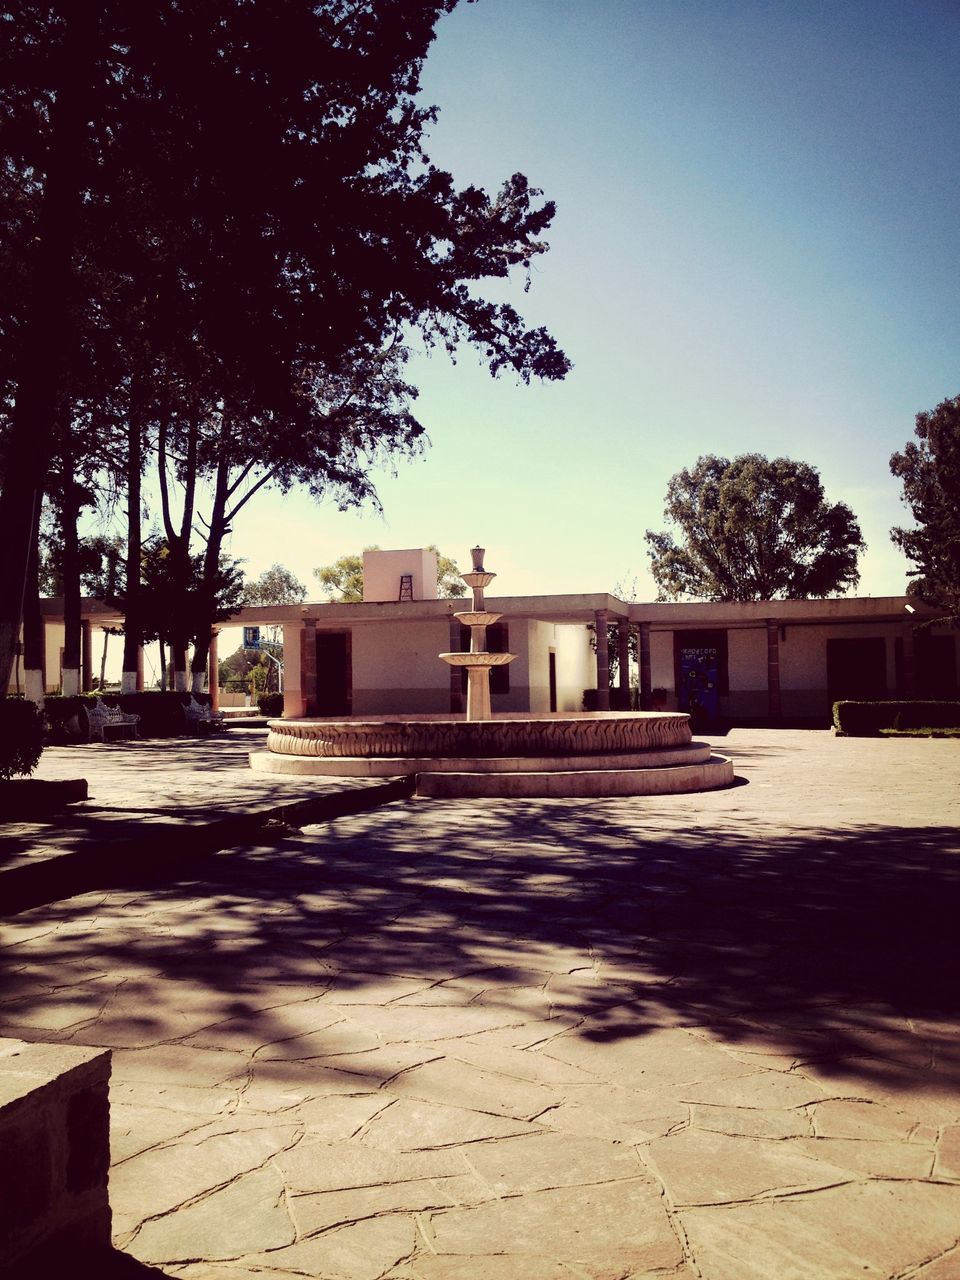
[250,547,734,797]
[438,546,515,721]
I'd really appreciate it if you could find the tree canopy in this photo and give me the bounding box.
[890,396,960,625]
[243,565,308,609]
[0,1,569,691]
[645,454,864,602]
[315,545,466,602]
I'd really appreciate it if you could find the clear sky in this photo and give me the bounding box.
[224,0,960,606]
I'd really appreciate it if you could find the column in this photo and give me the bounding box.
[208,630,220,712]
[639,622,652,710]
[282,621,305,717]
[766,618,781,722]
[81,620,94,693]
[449,616,464,714]
[617,619,631,709]
[594,608,610,711]
[900,624,916,696]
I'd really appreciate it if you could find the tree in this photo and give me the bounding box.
[890,396,960,625]
[645,454,864,602]
[0,2,569,693]
[315,545,466,602]
[243,565,307,609]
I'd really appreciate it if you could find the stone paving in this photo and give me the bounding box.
[2,729,960,1278]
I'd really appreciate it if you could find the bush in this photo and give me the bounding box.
[833,700,960,735]
[114,691,191,737]
[257,692,284,717]
[43,694,98,741]
[0,698,45,779]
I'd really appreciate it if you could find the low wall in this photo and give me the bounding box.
[0,1038,112,1273]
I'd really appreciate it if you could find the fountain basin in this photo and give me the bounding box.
[262,711,692,759]
[251,710,734,796]
[438,651,516,669]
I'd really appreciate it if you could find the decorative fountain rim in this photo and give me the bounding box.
[265,710,692,759]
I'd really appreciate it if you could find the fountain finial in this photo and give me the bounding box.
[470,546,485,572]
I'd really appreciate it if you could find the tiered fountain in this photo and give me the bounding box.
[252,546,734,797]
[438,546,515,721]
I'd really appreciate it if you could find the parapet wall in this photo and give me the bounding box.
[0,1038,112,1274]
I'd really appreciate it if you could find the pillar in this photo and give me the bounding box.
[639,621,652,710]
[449,616,464,714]
[900,624,916,696]
[617,619,631,709]
[282,620,316,718]
[208,630,220,712]
[594,608,610,711]
[81,620,94,693]
[766,618,781,722]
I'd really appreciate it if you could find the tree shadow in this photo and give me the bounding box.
[2,797,959,1100]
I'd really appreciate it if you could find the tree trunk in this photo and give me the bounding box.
[98,630,109,690]
[0,14,98,692]
[60,462,83,697]
[21,500,45,705]
[121,398,144,692]
[158,636,168,692]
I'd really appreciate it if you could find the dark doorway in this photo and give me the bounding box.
[674,629,728,728]
[315,632,351,715]
[827,637,886,702]
[548,650,557,712]
[916,634,958,696]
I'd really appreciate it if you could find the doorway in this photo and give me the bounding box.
[315,632,351,715]
[548,650,557,712]
[827,637,886,702]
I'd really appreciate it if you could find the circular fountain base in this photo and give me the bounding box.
[250,712,735,798]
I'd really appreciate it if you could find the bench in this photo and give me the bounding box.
[183,696,226,736]
[84,697,140,743]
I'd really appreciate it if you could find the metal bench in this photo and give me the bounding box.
[183,696,226,736]
[84,697,140,743]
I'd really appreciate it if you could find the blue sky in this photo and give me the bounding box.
[225,0,960,602]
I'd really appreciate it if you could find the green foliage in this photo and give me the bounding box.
[0,698,45,780]
[833,700,960,735]
[257,692,285,717]
[314,545,466,602]
[646,454,864,601]
[890,396,960,625]
[243,565,307,608]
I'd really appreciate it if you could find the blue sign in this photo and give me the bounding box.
[243,626,261,650]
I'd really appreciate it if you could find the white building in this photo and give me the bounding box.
[12,547,958,726]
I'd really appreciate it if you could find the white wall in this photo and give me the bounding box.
[351,618,452,713]
[554,623,594,712]
[362,548,439,603]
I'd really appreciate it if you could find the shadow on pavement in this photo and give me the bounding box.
[4,795,958,1102]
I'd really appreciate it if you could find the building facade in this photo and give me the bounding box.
[10,548,957,726]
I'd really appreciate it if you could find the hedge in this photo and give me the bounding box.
[833,700,960,736]
[257,692,284,717]
[0,697,45,779]
[43,690,217,740]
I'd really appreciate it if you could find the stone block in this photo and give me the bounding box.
[0,1037,111,1275]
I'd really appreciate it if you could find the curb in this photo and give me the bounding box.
[1,776,415,917]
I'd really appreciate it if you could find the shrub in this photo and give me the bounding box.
[833,700,960,735]
[257,692,284,717]
[114,691,190,737]
[43,694,97,741]
[0,698,45,779]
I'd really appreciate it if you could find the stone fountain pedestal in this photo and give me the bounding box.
[438,547,515,721]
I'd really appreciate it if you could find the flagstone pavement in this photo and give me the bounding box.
[2,728,960,1279]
